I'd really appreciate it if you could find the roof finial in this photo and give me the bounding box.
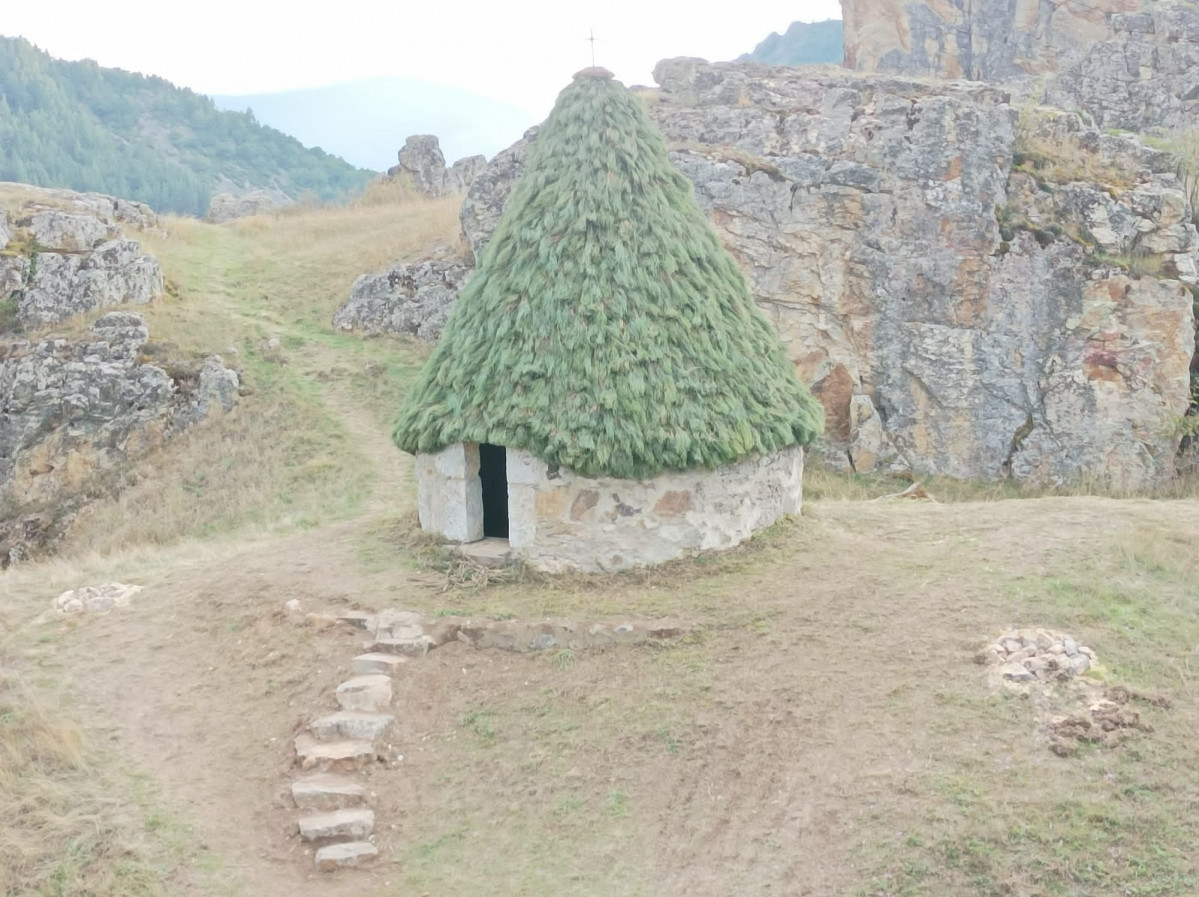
[587,28,598,68]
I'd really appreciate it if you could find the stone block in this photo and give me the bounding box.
[349,653,409,676]
[291,773,365,810]
[298,807,375,842]
[316,841,379,871]
[294,734,377,771]
[310,711,394,741]
[335,675,393,712]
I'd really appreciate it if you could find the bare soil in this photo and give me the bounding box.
[10,487,1197,896]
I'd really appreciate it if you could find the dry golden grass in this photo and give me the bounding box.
[0,666,169,896]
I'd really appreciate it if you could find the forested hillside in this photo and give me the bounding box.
[740,19,844,66]
[0,36,373,215]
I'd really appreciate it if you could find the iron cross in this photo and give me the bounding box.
[587,29,598,67]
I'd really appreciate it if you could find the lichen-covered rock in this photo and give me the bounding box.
[840,0,1147,80]
[0,312,239,564]
[458,59,1196,489]
[1047,6,1199,133]
[1,188,164,327]
[390,135,488,199]
[0,182,159,232]
[29,210,117,252]
[459,128,536,262]
[206,190,280,223]
[334,259,470,342]
[18,238,162,326]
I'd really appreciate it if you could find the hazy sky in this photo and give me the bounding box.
[7,0,844,119]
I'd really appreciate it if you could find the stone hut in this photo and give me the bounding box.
[392,67,824,572]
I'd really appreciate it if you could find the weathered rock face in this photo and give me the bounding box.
[839,1,1199,136]
[0,311,239,564]
[454,59,1197,489]
[459,128,537,263]
[389,135,487,199]
[333,260,470,342]
[206,189,280,223]
[839,0,1147,80]
[1046,6,1199,133]
[1,190,164,327]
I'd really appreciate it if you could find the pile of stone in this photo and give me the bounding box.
[978,627,1097,683]
[54,582,142,614]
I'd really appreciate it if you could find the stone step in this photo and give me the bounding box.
[315,840,378,871]
[368,636,434,657]
[350,652,409,676]
[291,773,366,810]
[294,733,376,772]
[310,710,394,742]
[335,674,392,712]
[298,807,375,842]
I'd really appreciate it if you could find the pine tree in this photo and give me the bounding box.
[393,69,824,480]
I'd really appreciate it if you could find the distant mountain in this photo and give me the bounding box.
[213,79,537,172]
[0,36,372,216]
[740,20,844,66]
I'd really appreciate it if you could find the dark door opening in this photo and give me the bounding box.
[478,443,509,539]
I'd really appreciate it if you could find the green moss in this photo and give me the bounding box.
[393,74,824,479]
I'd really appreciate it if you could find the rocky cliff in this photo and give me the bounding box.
[840,1,1199,135]
[375,59,1195,490]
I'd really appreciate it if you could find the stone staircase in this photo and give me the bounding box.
[290,637,408,871]
[289,607,689,871]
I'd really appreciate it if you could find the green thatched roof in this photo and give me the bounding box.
[393,68,824,480]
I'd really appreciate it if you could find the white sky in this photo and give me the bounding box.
[5,0,843,119]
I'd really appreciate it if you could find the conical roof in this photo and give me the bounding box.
[393,69,824,480]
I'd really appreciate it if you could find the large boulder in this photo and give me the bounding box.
[452,59,1197,490]
[334,260,470,342]
[206,190,280,223]
[390,135,487,199]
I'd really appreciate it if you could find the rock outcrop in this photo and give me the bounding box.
[1,189,164,327]
[443,59,1198,489]
[839,1,1199,137]
[840,0,1146,80]
[0,311,239,564]
[334,259,469,342]
[388,135,486,198]
[206,189,281,223]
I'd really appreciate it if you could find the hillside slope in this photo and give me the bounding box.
[213,78,534,170]
[0,191,1195,896]
[0,36,373,215]
[739,19,844,66]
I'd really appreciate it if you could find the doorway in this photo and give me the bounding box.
[478,443,509,539]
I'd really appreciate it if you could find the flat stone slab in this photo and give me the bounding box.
[316,840,378,871]
[368,636,434,657]
[350,652,409,676]
[452,537,513,568]
[335,674,392,712]
[294,733,376,771]
[291,773,365,810]
[310,710,394,741]
[298,807,374,842]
